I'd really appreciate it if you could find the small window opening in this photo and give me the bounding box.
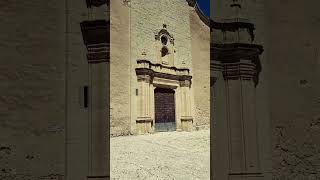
[161,47,169,57]
[161,36,168,45]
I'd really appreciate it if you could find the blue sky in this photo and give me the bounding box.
[196,0,210,17]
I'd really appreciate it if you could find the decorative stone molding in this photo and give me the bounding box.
[122,0,131,7]
[211,43,263,86]
[181,116,193,123]
[135,59,193,134]
[80,20,109,64]
[154,29,175,45]
[179,80,191,87]
[136,59,192,82]
[86,0,109,8]
[137,74,153,83]
[87,176,109,180]
[86,43,109,63]
[154,27,176,66]
[181,116,193,132]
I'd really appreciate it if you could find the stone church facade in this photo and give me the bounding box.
[0,0,210,179]
[110,0,210,136]
[1,0,320,180]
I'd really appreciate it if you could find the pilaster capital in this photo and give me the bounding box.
[80,20,109,64]
[211,43,263,86]
[137,75,153,83]
[179,79,191,87]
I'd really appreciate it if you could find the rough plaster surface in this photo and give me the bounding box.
[110,129,210,179]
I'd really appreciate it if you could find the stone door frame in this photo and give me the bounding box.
[135,59,193,134]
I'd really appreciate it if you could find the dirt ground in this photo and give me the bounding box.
[110,129,210,180]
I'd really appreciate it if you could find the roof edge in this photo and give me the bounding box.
[186,0,210,27]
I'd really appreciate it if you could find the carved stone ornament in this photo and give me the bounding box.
[123,0,131,7]
[137,75,153,83]
[154,29,175,45]
[180,80,191,87]
[135,59,192,85]
[86,0,109,7]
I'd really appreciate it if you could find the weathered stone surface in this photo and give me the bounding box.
[110,0,131,136]
[212,0,320,179]
[190,8,210,129]
[110,0,210,135]
[0,0,66,179]
[265,0,320,179]
[0,0,109,179]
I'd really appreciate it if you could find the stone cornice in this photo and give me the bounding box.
[86,0,109,7]
[211,19,254,30]
[211,43,263,62]
[211,19,256,41]
[137,59,190,74]
[80,20,109,64]
[136,68,192,81]
[211,43,263,86]
[80,20,109,45]
[136,59,192,86]
[211,60,260,86]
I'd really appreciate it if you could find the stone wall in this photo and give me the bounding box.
[0,0,109,179]
[265,0,320,179]
[128,0,196,134]
[130,0,192,68]
[211,0,320,178]
[189,8,210,129]
[0,1,66,179]
[110,0,131,136]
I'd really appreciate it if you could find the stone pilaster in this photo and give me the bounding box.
[211,2,265,175]
[223,59,261,175]
[180,79,193,131]
[80,19,109,180]
[212,55,264,179]
[136,75,153,134]
[211,61,229,180]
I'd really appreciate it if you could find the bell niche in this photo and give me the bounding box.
[154,24,175,66]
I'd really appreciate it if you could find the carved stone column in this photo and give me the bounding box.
[136,75,153,134]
